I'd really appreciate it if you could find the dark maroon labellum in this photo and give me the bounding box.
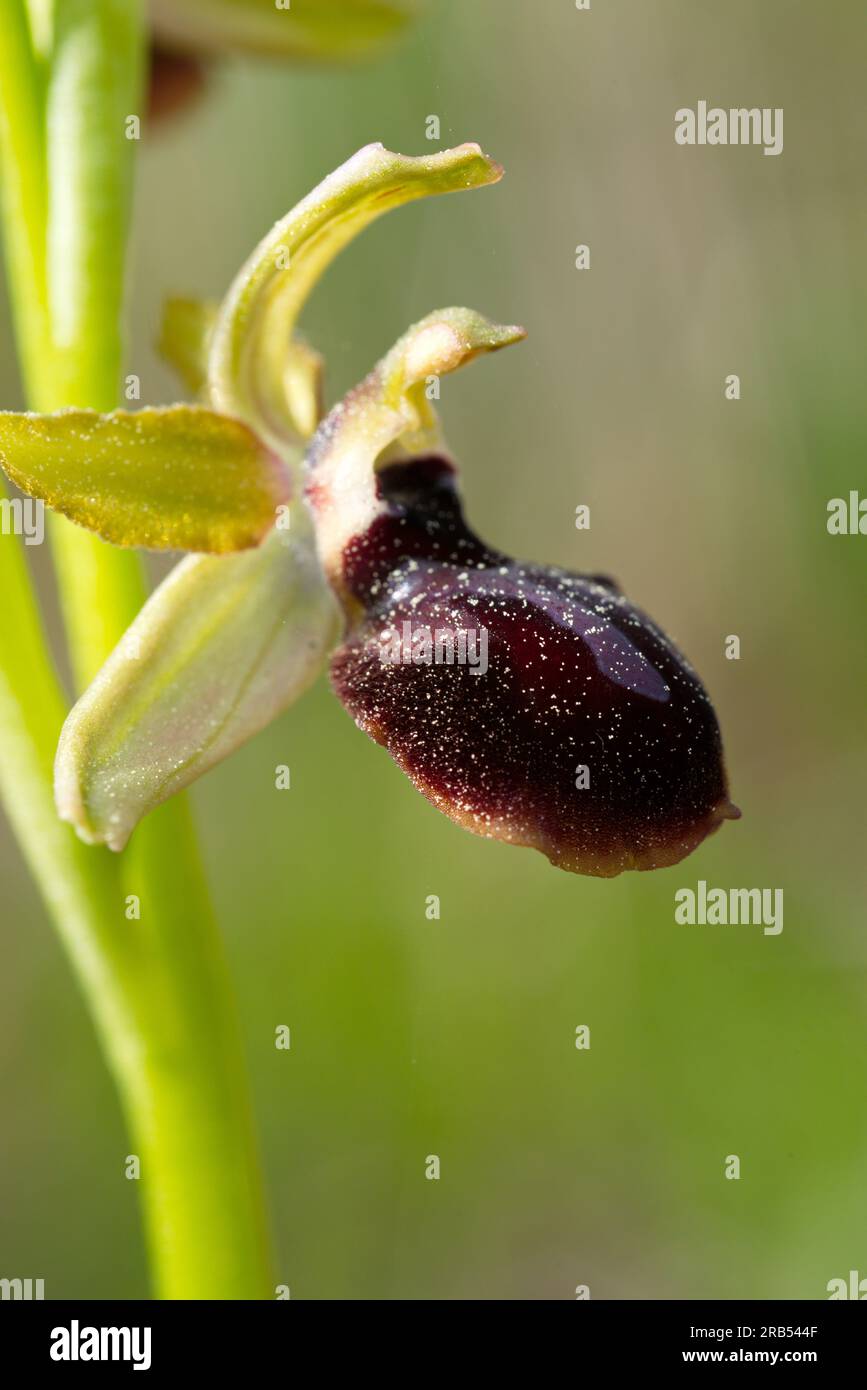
[328,455,739,877]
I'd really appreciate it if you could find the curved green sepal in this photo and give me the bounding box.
[149,0,419,63]
[208,143,503,449]
[55,526,339,850]
[304,307,525,596]
[0,405,289,552]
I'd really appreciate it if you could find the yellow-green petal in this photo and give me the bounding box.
[0,404,289,551]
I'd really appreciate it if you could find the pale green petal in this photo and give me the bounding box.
[55,527,339,851]
[208,143,503,451]
[0,405,289,551]
[304,307,525,598]
[149,0,419,62]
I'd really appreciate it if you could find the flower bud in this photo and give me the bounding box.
[306,312,740,876]
[146,3,421,127]
[149,0,419,63]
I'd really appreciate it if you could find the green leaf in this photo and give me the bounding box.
[207,142,504,451]
[304,307,525,596]
[0,405,290,552]
[55,526,339,850]
[149,0,419,63]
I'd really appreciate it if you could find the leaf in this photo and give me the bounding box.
[55,525,339,851]
[149,0,419,63]
[0,405,289,552]
[207,142,504,451]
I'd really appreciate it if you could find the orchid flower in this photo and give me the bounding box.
[0,144,738,875]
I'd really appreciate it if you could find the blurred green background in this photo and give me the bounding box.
[2,0,866,1299]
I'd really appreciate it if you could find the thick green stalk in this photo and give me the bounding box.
[0,511,126,1007]
[0,1,49,384]
[42,0,148,685]
[124,805,273,1298]
[0,0,272,1298]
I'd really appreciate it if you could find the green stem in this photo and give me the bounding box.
[42,0,148,685]
[124,804,273,1298]
[0,503,124,985]
[0,0,50,390]
[0,0,272,1298]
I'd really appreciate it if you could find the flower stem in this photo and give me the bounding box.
[39,0,149,685]
[0,0,272,1298]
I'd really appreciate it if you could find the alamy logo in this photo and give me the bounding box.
[0,1276,44,1299]
[0,495,44,545]
[827,492,867,535]
[675,880,783,935]
[675,102,783,156]
[50,1320,152,1371]
[377,622,488,675]
[827,1270,867,1299]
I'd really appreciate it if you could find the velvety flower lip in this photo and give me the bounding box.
[331,517,741,876]
[305,314,741,878]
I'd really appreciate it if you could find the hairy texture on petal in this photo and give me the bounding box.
[56,528,339,851]
[0,405,289,551]
[307,321,739,878]
[149,0,419,63]
[208,144,504,453]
